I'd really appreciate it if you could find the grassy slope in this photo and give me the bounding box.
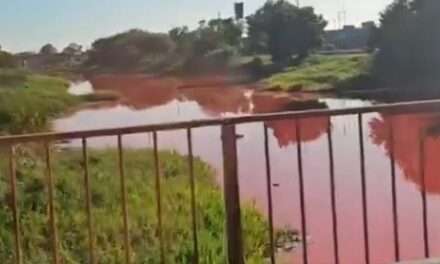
[0,69,79,134]
[266,54,371,92]
[0,148,269,263]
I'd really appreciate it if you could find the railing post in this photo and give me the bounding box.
[221,124,244,264]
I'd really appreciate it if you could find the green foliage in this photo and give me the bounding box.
[207,18,243,48]
[40,44,58,55]
[170,19,242,58]
[266,54,371,91]
[0,69,27,88]
[0,148,270,263]
[87,29,176,71]
[247,0,327,64]
[0,70,77,134]
[372,0,440,83]
[168,18,243,74]
[0,51,17,68]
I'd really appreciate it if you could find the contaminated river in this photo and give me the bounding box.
[56,75,440,264]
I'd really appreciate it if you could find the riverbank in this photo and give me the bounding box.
[0,69,122,135]
[0,69,79,134]
[263,54,372,92]
[0,72,297,263]
[0,147,272,263]
[259,53,440,103]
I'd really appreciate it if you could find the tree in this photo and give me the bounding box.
[62,43,82,56]
[170,18,243,58]
[207,18,243,47]
[40,44,58,55]
[88,29,175,69]
[247,0,327,64]
[372,0,440,83]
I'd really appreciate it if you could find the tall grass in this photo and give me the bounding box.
[266,54,371,91]
[0,148,270,263]
[0,70,78,134]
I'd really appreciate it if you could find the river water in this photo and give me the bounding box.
[55,75,440,264]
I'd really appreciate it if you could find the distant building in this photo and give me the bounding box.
[323,21,375,51]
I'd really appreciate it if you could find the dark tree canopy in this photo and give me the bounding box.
[168,18,243,73]
[40,44,58,55]
[62,43,82,55]
[247,0,327,63]
[88,29,175,69]
[372,0,440,83]
[169,18,242,58]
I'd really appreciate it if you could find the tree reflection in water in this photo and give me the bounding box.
[370,113,440,194]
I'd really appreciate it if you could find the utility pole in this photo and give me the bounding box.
[296,0,300,7]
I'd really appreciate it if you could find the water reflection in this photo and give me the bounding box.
[90,75,179,109]
[180,86,253,115]
[59,75,440,263]
[266,118,329,148]
[83,75,331,149]
[370,113,440,194]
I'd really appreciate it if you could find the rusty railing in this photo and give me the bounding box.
[2,99,440,264]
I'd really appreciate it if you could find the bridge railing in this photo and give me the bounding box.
[2,99,440,264]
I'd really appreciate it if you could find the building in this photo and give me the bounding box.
[323,21,375,51]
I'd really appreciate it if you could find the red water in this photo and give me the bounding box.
[56,75,440,264]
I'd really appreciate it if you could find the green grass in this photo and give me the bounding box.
[0,69,79,134]
[266,54,371,91]
[0,148,271,263]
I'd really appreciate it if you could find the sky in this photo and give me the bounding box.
[0,0,393,53]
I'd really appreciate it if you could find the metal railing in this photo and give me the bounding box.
[2,99,440,264]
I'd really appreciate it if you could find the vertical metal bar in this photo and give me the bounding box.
[358,114,370,264]
[263,124,276,264]
[221,125,244,264]
[389,119,400,262]
[187,128,199,264]
[153,131,165,264]
[9,146,21,264]
[295,119,308,264]
[44,142,59,264]
[82,138,96,264]
[327,119,340,264]
[117,135,130,264]
[419,135,430,258]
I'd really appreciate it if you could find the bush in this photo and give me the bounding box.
[87,29,176,71]
[182,47,236,74]
[0,70,27,88]
[0,72,77,134]
[0,51,17,68]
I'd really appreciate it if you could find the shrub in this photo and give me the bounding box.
[0,51,17,68]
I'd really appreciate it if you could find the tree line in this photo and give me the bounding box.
[2,0,440,89]
[85,0,327,73]
[84,0,440,87]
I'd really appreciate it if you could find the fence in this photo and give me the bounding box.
[2,99,440,264]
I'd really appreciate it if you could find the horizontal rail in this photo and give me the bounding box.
[1,99,440,144]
